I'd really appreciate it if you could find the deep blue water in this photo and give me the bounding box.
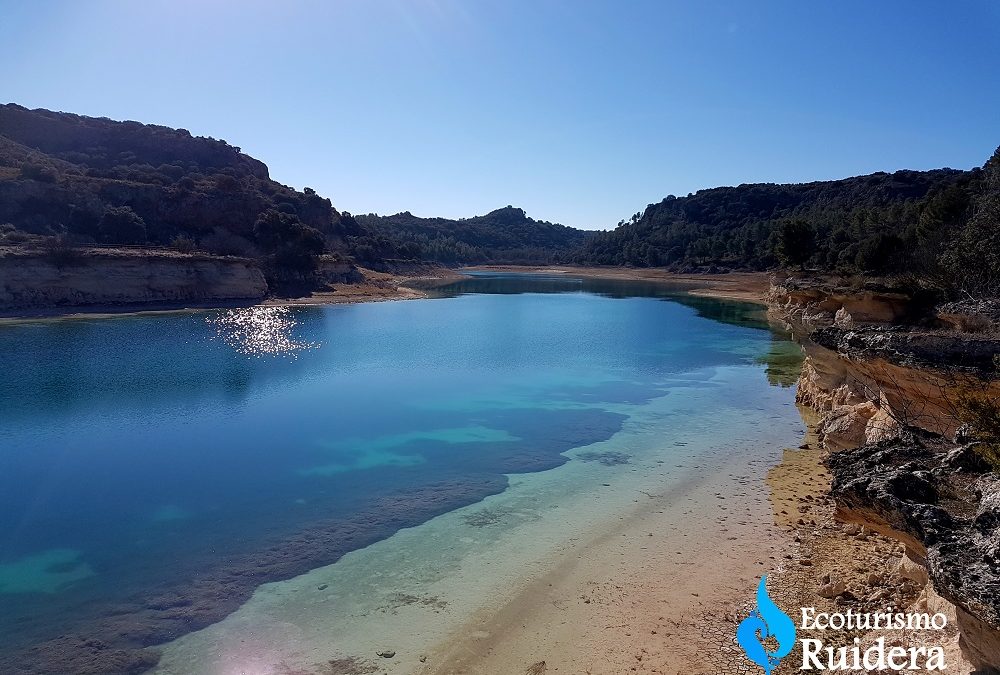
[0,273,798,672]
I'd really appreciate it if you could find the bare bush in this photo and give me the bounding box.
[42,235,84,267]
[170,235,197,253]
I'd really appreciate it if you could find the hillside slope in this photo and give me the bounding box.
[0,105,595,281]
[353,206,593,264]
[574,153,998,298]
[0,104,359,248]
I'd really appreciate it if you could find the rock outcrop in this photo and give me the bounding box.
[770,278,1000,446]
[828,431,1000,672]
[769,276,1000,673]
[767,277,922,331]
[0,247,267,311]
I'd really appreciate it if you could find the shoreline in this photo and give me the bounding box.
[0,265,769,323]
[416,407,825,675]
[151,365,808,675]
[0,267,458,323]
[464,265,773,305]
[420,404,967,675]
[4,267,883,674]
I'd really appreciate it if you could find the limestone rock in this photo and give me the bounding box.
[827,432,1000,671]
[817,579,847,599]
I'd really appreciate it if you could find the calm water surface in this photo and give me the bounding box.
[0,273,800,670]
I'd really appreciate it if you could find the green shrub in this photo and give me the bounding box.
[19,163,58,183]
[97,206,147,245]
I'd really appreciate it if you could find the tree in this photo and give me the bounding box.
[253,209,326,288]
[939,146,1000,297]
[855,233,903,272]
[19,163,57,183]
[97,206,147,245]
[775,219,815,269]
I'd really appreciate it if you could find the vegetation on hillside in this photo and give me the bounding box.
[351,206,592,265]
[0,104,360,288]
[1,104,997,300]
[0,105,590,282]
[571,149,1000,299]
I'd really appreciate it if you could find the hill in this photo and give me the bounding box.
[2,103,997,300]
[0,105,593,285]
[573,154,999,297]
[352,206,593,265]
[0,103,362,289]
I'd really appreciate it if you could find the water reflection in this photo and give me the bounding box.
[429,272,803,389]
[208,306,320,357]
[760,334,803,388]
[427,271,773,329]
[0,307,326,424]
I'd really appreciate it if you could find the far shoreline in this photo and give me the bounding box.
[464,264,772,304]
[0,266,771,323]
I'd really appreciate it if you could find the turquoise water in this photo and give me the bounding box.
[0,273,799,672]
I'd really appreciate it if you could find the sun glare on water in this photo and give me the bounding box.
[207,306,319,357]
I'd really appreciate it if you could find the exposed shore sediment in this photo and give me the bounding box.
[0,262,764,321]
[465,264,772,305]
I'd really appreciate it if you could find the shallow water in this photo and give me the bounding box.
[0,273,801,671]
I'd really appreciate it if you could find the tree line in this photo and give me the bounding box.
[570,148,1000,299]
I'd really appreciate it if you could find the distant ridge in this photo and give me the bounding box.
[1,103,997,296]
[352,205,593,264]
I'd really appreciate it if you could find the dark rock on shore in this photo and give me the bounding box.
[827,430,1000,671]
[812,325,1000,376]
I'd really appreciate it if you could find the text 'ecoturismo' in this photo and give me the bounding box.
[736,577,949,673]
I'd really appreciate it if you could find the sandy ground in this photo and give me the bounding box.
[413,405,970,675]
[417,453,793,675]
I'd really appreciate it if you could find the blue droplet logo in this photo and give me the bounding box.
[736,576,796,674]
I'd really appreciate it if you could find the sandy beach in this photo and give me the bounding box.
[150,362,809,675]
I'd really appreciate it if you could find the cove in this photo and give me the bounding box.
[0,273,801,673]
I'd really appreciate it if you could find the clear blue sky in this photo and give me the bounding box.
[2,1,998,229]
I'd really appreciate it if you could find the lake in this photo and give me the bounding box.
[0,273,803,673]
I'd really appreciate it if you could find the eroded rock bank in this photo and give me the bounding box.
[769,276,1000,673]
[829,431,1000,671]
[0,246,267,311]
[0,246,430,316]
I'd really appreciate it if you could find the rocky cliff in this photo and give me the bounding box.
[769,278,999,449]
[0,247,267,311]
[828,431,1000,672]
[769,277,1000,673]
